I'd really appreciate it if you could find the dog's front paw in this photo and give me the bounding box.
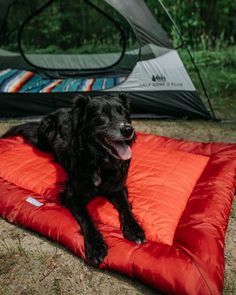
[122,218,145,244]
[85,232,108,266]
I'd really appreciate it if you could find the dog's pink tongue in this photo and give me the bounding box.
[113,142,132,160]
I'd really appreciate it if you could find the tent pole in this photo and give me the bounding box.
[158,0,216,120]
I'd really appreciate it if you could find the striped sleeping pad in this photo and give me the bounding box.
[0,69,126,93]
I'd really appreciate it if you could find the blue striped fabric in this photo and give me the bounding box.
[0,69,20,92]
[20,75,53,93]
[92,78,104,90]
[0,69,127,93]
[51,79,83,92]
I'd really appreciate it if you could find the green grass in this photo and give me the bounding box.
[180,47,236,120]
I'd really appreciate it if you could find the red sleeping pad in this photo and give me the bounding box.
[0,132,235,295]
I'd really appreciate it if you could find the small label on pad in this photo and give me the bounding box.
[26,196,43,207]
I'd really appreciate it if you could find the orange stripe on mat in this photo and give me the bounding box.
[9,72,34,92]
[42,80,63,93]
[86,79,95,91]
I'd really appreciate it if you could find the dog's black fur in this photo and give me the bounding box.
[1,94,145,265]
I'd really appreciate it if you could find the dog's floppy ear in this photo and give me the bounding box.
[118,93,131,122]
[118,93,129,110]
[38,114,57,151]
[72,95,90,130]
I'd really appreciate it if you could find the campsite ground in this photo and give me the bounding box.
[0,48,236,294]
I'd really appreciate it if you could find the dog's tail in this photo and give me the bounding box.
[1,122,40,147]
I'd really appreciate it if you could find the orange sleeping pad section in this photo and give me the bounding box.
[88,146,208,245]
[0,133,236,295]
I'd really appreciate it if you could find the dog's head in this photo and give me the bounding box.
[72,94,135,160]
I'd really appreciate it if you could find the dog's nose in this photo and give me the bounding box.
[120,123,134,138]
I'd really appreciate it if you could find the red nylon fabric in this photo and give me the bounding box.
[0,133,235,295]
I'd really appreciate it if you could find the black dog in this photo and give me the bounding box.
[1,94,145,265]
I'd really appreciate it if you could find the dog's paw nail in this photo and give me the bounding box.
[91,258,101,266]
[135,238,145,244]
[87,251,107,266]
[123,219,145,244]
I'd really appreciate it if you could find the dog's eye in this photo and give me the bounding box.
[100,113,106,119]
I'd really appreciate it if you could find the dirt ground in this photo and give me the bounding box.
[0,118,236,295]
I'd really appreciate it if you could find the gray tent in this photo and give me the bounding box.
[0,0,214,119]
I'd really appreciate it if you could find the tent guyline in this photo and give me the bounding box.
[158,0,216,120]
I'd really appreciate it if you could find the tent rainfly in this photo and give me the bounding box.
[0,0,214,119]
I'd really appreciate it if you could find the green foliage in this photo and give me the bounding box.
[1,0,138,54]
[181,47,236,93]
[179,46,236,119]
[147,0,236,49]
[181,47,236,71]
[1,0,235,54]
